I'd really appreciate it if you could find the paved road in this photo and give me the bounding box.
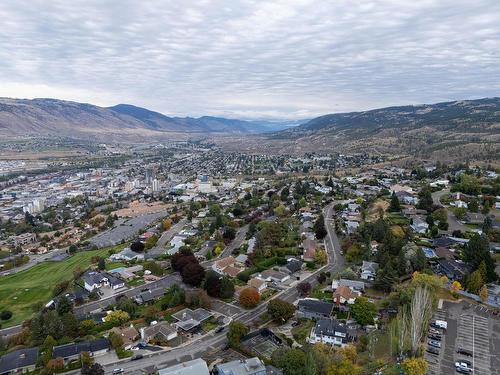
[324,202,345,274]
[431,189,468,233]
[0,247,68,277]
[147,219,187,258]
[220,225,249,258]
[74,273,183,317]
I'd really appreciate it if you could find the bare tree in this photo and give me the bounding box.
[409,286,433,355]
[397,307,409,358]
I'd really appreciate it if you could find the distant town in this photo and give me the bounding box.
[0,141,498,375]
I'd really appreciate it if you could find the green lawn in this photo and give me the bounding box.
[105,261,127,270]
[0,249,110,327]
[291,320,314,345]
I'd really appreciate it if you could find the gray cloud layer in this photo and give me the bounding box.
[0,0,499,119]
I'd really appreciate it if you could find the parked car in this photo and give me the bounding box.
[428,340,441,348]
[429,328,441,335]
[455,360,472,369]
[457,348,473,357]
[426,347,440,355]
[456,367,472,374]
[429,334,442,341]
[215,326,225,333]
[430,320,447,330]
[131,354,144,361]
[112,369,124,374]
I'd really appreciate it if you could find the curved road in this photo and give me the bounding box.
[431,188,468,232]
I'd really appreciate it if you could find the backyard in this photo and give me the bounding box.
[0,248,110,327]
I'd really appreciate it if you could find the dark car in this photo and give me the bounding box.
[457,348,473,357]
[426,347,439,355]
[456,367,472,374]
[429,334,442,341]
[215,326,225,333]
[131,354,144,361]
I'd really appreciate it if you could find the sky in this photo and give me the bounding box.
[0,0,499,120]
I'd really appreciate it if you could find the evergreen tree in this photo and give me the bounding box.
[389,192,401,212]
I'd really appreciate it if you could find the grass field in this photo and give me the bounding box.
[0,249,110,327]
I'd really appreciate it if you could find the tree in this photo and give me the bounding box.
[272,347,307,375]
[81,363,105,375]
[314,249,327,265]
[109,331,124,350]
[409,286,433,355]
[162,218,172,231]
[417,186,433,212]
[116,297,138,317]
[144,235,159,250]
[203,270,221,297]
[185,290,211,309]
[239,287,260,308]
[0,310,12,320]
[313,214,327,239]
[181,262,205,286]
[46,358,64,373]
[220,276,235,299]
[296,282,312,297]
[144,306,160,324]
[463,234,497,282]
[227,321,249,347]
[80,351,93,367]
[453,207,467,221]
[57,295,73,315]
[482,216,493,234]
[350,297,377,326]
[68,244,78,254]
[97,257,105,270]
[479,285,489,302]
[61,312,79,337]
[469,199,479,213]
[144,261,164,276]
[79,320,96,335]
[267,299,295,323]
[104,310,129,327]
[130,241,145,253]
[468,270,484,293]
[389,192,401,212]
[401,357,428,375]
[40,335,57,365]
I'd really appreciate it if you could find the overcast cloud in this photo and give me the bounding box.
[0,0,499,119]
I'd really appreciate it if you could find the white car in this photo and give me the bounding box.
[112,369,124,374]
[455,361,472,372]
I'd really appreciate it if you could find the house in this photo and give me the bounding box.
[212,256,243,277]
[309,319,351,347]
[11,233,37,247]
[235,254,248,265]
[110,326,139,349]
[434,259,469,281]
[172,308,213,332]
[465,213,486,225]
[140,321,178,344]
[284,258,302,274]
[331,278,365,292]
[297,298,334,319]
[109,247,144,262]
[302,238,317,262]
[0,347,39,374]
[215,357,267,375]
[158,358,209,375]
[395,191,418,205]
[345,221,359,234]
[248,277,267,293]
[135,287,166,304]
[360,261,379,281]
[82,270,125,292]
[257,269,290,284]
[52,338,109,364]
[333,286,360,304]
[410,217,429,234]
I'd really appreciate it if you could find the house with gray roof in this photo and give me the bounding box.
[158,358,209,375]
[0,347,38,374]
[215,357,266,375]
[297,298,334,319]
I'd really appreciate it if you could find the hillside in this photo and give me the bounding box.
[0,98,283,141]
[214,97,500,161]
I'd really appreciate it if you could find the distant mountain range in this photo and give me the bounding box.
[216,97,500,161]
[0,98,299,141]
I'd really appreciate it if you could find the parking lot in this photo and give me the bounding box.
[425,300,500,375]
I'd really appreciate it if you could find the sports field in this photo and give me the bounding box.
[0,248,110,327]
